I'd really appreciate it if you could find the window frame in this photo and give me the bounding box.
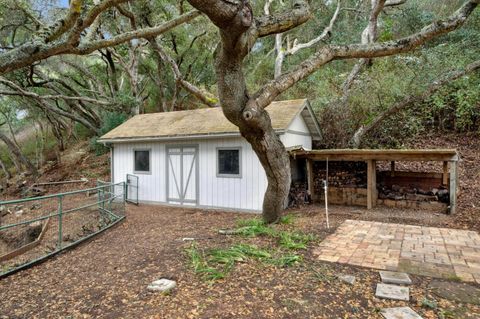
[133,148,152,175]
[216,147,242,178]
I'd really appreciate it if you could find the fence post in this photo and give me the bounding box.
[124,180,127,202]
[57,195,63,250]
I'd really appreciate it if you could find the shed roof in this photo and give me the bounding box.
[98,99,321,143]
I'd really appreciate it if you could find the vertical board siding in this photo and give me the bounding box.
[112,137,269,211]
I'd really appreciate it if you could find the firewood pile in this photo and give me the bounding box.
[288,182,310,207]
[377,184,449,203]
[313,161,367,190]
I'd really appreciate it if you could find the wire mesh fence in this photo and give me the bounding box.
[0,182,126,277]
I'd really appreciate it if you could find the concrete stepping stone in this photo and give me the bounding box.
[338,274,356,285]
[381,307,423,319]
[376,283,409,301]
[147,278,177,293]
[380,271,412,285]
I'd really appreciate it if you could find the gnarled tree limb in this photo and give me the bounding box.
[0,8,201,74]
[253,0,478,108]
[149,39,219,108]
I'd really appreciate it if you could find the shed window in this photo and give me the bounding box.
[217,148,241,177]
[134,150,150,173]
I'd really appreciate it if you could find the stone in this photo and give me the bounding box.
[429,280,480,305]
[15,210,24,216]
[218,229,241,235]
[380,271,412,285]
[338,274,356,285]
[147,278,176,293]
[375,283,409,301]
[380,307,423,319]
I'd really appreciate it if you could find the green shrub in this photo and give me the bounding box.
[91,112,127,155]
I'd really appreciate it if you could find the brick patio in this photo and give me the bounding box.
[314,220,480,284]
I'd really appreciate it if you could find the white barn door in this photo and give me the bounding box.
[166,145,198,205]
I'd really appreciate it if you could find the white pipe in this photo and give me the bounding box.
[324,157,330,229]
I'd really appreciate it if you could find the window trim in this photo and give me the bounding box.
[216,147,242,178]
[133,148,152,175]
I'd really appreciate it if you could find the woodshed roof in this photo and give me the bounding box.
[290,148,459,162]
[99,99,321,143]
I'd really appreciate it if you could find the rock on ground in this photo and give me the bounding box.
[147,278,177,293]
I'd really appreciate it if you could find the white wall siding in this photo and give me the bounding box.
[280,113,312,149]
[112,137,268,211]
[113,142,166,202]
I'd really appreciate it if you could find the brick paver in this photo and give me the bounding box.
[314,220,480,284]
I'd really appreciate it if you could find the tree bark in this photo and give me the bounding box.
[0,131,38,176]
[0,157,11,179]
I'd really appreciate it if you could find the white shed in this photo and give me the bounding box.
[98,99,321,212]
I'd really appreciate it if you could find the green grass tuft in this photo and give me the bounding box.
[235,218,276,237]
[279,214,295,225]
[267,254,302,267]
[278,231,315,250]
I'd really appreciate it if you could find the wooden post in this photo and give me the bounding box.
[367,160,377,209]
[390,161,395,177]
[442,161,449,186]
[307,159,315,202]
[449,160,458,214]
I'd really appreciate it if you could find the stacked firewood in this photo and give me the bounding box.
[288,182,310,207]
[378,184,449,203]
[313,161,367,190]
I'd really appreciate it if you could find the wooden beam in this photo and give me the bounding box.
[442,161,449,186]
[290,149,459,162]
[307,159,315,202]
[449,160,458,215]
[367,160,377,209]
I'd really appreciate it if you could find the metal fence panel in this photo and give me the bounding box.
[0,182,125,277]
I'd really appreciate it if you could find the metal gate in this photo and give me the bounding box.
[167,145,198,205]
[126,174,139,205]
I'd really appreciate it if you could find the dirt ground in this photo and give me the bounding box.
[0,204,479,319]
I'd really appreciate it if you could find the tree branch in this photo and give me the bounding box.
[0,77,113,106]
[341,0,388,99]
[255,0,312,37]
[148,39,219,108]
[286,0,341,55]
[0,9,201,74]
[253,0,478,108]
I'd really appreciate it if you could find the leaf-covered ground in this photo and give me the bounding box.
[0,204,479,319]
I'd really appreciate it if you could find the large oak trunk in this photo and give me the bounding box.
[243,129,291,223]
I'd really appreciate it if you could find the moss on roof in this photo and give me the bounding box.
[99,99,307,141]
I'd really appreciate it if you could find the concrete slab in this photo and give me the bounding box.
[380,271,412,285]
[375,283,409,301]
[381,307,423,319]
